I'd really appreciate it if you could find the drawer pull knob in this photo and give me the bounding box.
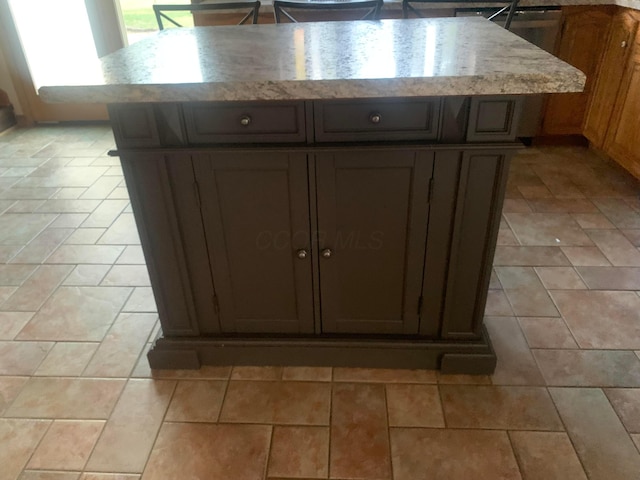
[369,113,382,124]
[321,248,332,258]
[239,115,252,126]
[296,249,308,259]
[621,40,627,48]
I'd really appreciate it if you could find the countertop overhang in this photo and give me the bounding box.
[39,17,586,104]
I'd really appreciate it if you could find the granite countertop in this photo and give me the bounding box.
[39,17,585,104]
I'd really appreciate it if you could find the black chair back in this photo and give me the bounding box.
[402,0,520,30]
[273,0,383,23]
[153,2,261,29]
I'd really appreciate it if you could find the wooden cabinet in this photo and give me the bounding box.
[541,6,613,135]
[112,97,521,373]
[583,8,640,179]
[584,10,639,147]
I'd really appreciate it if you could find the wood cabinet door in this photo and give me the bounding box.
[315,148,433,335]
[121,153,218,336]
[541,7,613,135]
[193,151,315,334]
[584,10,639,148]
[604,32,640,180]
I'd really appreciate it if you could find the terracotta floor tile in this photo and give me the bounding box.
[97,214,140,245]
[497,228,519,245]
[0,264,38,286]
[268,426,329,478]
[1,265,74,312]
[80,175,122,200]
[333,368,437,383]
[484,290,514,316]
[142,423,270,480]
[0,311,34,339]
[502,198,532,213]
[485,317,545,386]
[80,199,128,229]
[80,475,139,480]
[495,267,559,317]
[136,365,231,380]
[560,246,612,266]
[6,377,125,419]
[50,213,89,229]
[87,379,175,473]
[331,383,391,479]
[587,229,640,266]
[518,317,578,349]
[505,212,593,246]
[27,420,104,471]
[19,166,107,188]
[165,380,226,422]
[386,384,444,427]
[572,212,615,229]
[83,313,156,378]
[115,246,145,265]
[0,213,57,245]
[604,388,640,433]
[0,340,53,375]
[62,265,111,286]
[64,228,106,245]
[17,286,132,342]
[593,198,640,229]
[551,290,640,349]
[577,266,640,290]
[36,199,102,214]
[633,434,640,452]
[534,266,586,289]
[390,428,521,480]
[509,431,587,480]
[19,472,81,480]
[100,265,150,287]
[0,285,17,304]
[220,381,330,425]
[122,287,157,313]
[35,342,99,377]
[0,376,28,415]
[46,245,125,265]
[281,366,332,381]
[0,419,51,480]
[230,366,282,380]
[441,385,562,430]
[493,246,570,266]
[528,198,598,214]
[550,387,640,480]
[436,372,492,384]
[621,229,640,247]
[534,350,640,387]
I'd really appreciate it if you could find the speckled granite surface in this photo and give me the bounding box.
[39,17,585,103]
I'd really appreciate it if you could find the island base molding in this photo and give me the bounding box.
[147,326,497,374]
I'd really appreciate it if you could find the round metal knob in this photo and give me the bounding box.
[296,249,308,259]
[369,113,381,124]
[321,248,332,258]
[621,40,628,48]
[239,115,251,126]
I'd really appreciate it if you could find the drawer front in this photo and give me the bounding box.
[314,98,441,142]
[184,102,306,144]
[466,96,523,142]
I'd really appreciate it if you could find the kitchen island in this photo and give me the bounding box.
[40,17,584,373]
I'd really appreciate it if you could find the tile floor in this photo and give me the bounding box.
[1,125,640,479]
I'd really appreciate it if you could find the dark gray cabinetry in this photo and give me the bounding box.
[110,97,521,373]
[315,149,433,335]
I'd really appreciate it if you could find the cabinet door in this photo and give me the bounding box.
[193,151,314,333]
[584,11,639,148]
[121,153,218,336]
[315,149,433,335]
[541,7,613,135]
[604,34,640,180]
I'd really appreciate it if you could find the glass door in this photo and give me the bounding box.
[119,0,192,45]
[0,0,124,122]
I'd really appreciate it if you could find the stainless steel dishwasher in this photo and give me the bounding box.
[456,7,563,137]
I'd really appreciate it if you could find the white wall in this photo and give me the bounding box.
[0,43,23,115]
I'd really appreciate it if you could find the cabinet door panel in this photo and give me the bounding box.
[584,11,638,148]
[440,151,510,338]
[316,149,433,335]
[542,7,613,135]
[605,42,640,179]
[121,153,217,335]
[194,151,314,333]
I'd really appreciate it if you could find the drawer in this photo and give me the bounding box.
[466,96,523,142]
[184,102,306,144]
[314,98,442,142]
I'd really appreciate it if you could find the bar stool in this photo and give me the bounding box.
[153,1,262,28]
[273,0,383,23]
